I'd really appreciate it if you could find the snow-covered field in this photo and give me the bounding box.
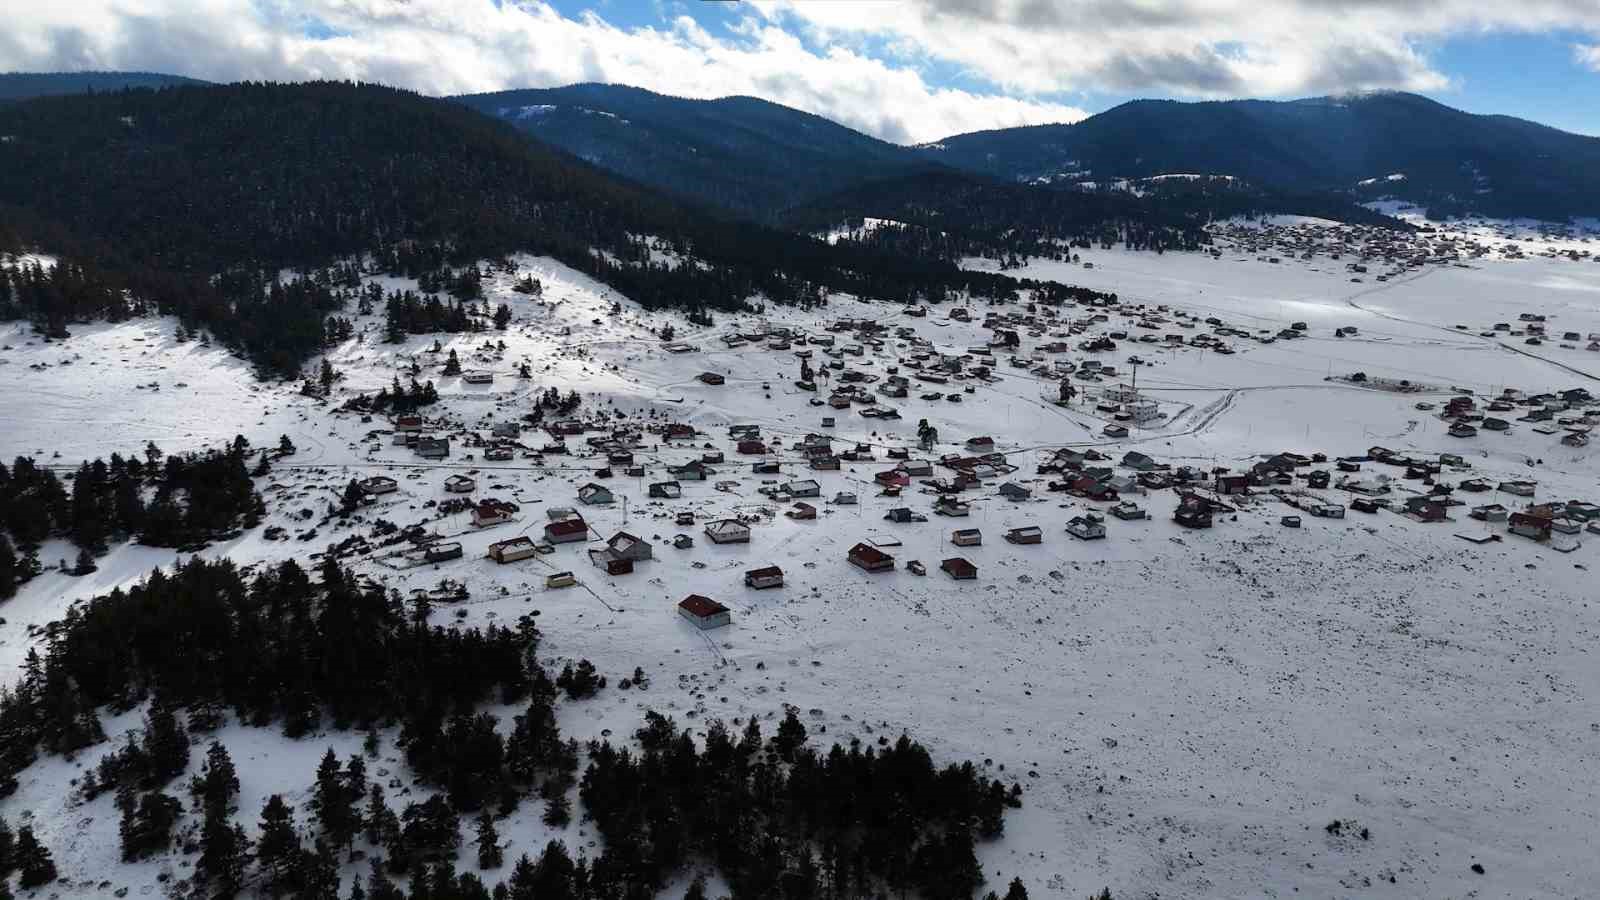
[2,225,1598,899]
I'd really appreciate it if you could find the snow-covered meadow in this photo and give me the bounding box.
[2,222,1598,898]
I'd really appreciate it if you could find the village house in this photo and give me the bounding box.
[415,438,450,459]
[1509,511,1552,541]
[678,595,732,630]
[487,536,540,564]
[745,566,784,589]
[577,483,615,505]
[491,422,520,439]
[786,479,821,498]
[1499,480,1537,497]
[544,517,589,544]
[951,528,983,547]
[1120,451,1158,471]
[1470,503,1509,522]
[998,482,1032,501]
[833,491,858,505]
[471,499,518,528]
[462,371,494,384]
[933,497,970,517]
[810,456,842,471]
[484,446,514,461]
[361,475,398,495]
[1110,501,1147,520]
[1403,497,1448,522]
[1066,516,1106,540]
[1174,496,1214,529]
[394,415,425,432]
[940,557,978,580]
[1004,525,1043,544]
[848,542,896,572]
[737,439,768,455]
[648,481,682,499]
[705,519,752,544]
[671,460,711,481]
[424,542,463,563]
[787,502,818,520]
[885,507,927,523]
[444,474,476,493]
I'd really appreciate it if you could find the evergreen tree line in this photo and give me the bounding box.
[0,550,1037,900]
[0,438,265,600]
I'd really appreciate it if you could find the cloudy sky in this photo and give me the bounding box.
[2,0,1599,143]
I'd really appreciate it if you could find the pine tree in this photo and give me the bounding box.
[311,747,358,853]
[143,698,190,785]
[0,531,19,599]
[13,826,56,889]
[197,812,250,900]
[443,349,461,376]
[474,811,503,870]
[493,304,511,330]
[541,792,570,828]
[773,708,808,760]
[0,815,12,875]
[684,874,707,900]
[1005,877,1030,900]
[257,794,302,898]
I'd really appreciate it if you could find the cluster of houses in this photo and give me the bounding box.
[1436,387,1596,447]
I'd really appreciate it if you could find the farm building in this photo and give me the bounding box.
[705,519,751,544]
[444,475,476,493]
[745,566,784,589]
[361,476,398,495]
[544,518,590,544]
[847,543,895,572]
[951,528,982,547]
[933,497,970,517]
[940,557,978,580]
[577,483,615,505]
[737,440,768,455]
[678,595,731,630]
[487,536,539,564]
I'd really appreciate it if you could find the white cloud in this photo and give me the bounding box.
[3,1,1598,143]
[1576,43,1600,72]
[761,0,1600,99]
[0,0,1085,143]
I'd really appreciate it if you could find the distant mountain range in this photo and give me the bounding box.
[6,72,1598,223]
[921,92,1600,220]
[457,84,1600,222]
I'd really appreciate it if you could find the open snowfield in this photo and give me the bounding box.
[2,225,1599,899]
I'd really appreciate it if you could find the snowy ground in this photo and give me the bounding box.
[2,228,1599,899]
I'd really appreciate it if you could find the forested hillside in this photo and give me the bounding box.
[454,83,936,223]
[0,82,1061,376]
